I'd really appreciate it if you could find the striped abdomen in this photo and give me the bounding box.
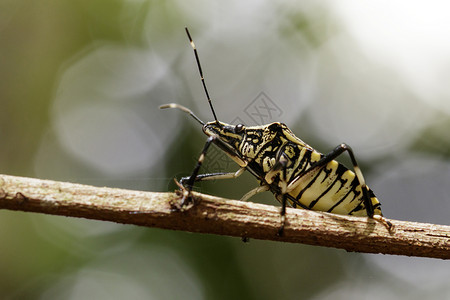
[277,148,382,217]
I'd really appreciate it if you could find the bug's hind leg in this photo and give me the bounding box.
[322,144,393,231]
[373,215,394,231]
[291,143,393,231]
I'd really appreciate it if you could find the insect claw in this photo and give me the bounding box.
[277,225,285,237]
[373,215,396,233]
[180,194,194,207]
[277,214,286,237]
[174,178,185,191]
[241,237,250,243]
[173,178,195,210]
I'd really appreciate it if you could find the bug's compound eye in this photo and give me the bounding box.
[234,123,245,133]
[268,123,280,132]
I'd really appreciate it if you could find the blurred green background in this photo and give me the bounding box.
[1,1,450,299]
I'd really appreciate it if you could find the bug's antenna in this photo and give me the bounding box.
[185,27,219,123]
[159,103,205,126]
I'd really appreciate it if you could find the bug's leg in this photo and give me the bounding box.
[180,167,245,186]
[278,154,290,237]
[240,185,270,202]
[179,135,216,206]
[179,135,247,207]
[264,150,291,236]
[287,143,393,230]
[236,184,270,244]
[177,168,246,207]
[278,193,287,236]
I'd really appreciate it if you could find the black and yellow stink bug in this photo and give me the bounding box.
[161,28,393,235]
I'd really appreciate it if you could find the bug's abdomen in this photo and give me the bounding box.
[284,153,382,217]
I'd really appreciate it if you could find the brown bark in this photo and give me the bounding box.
[0,174,449,259]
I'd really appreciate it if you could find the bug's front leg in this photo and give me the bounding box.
[177,135,247,207]
[177,135,216,207]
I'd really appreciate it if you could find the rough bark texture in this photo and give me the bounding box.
[0,174,449,259]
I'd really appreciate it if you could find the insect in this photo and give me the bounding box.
[160,28,393,235]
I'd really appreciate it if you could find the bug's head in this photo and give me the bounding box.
[203,121,246,148]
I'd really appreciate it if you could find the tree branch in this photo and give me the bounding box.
[0,174,449,259]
